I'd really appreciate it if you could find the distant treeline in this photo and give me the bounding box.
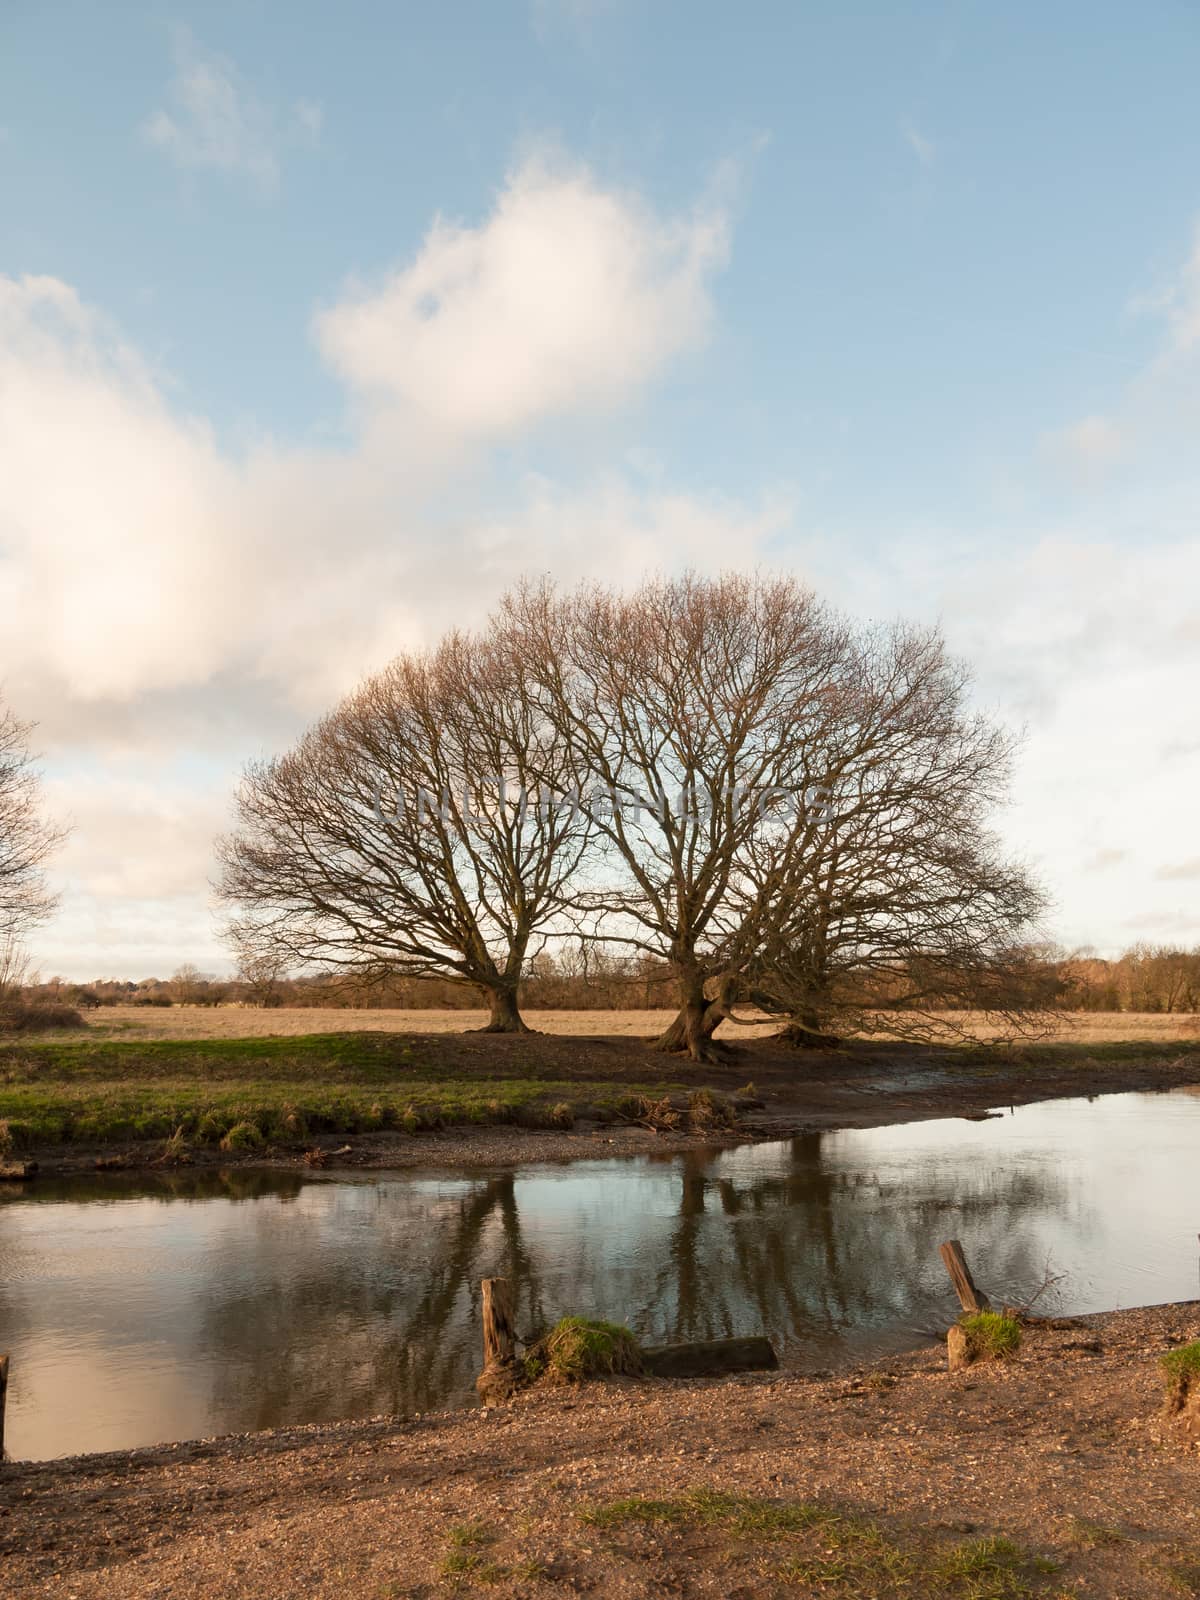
[24,951,681,1012]
[1053,944,1200,1014]
[20,942,1200,1015]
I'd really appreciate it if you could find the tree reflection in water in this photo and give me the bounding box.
[9,1090,1199,1460]
[197,1129,1082,1432]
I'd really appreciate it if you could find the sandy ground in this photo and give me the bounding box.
[3,1304,1198,1598]
[62,1004,1200,1044]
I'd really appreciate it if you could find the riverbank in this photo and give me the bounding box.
[4,1302,1198,1597]
[2,1027,1198,1177]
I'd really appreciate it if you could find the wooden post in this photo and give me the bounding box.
[946,1325,972,1371]
[481,1278,515,1367]
[477,1279,518,1404]
[939,1240,991,1314]
[0,1353,9,1463]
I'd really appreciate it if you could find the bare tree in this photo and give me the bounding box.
[229,930,290,1008]
[218,628,592,1032]
[0,706,64,960]
[738,624,1050,1044]
[0,934,33,1003]
[170,963,209,1005]
[502,573,857,1060]
[505,579,1046,1060]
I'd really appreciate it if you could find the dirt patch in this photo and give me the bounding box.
[3,1304,1199,1598]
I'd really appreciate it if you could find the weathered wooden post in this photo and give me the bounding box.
[939,1240,991,1314]
[477,1278,518,1404]
[0,1352,9,1463]
[482,1278,515,1366]
[946,1325,972,1371]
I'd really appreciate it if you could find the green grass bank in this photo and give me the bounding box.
[0,1030,692,1152]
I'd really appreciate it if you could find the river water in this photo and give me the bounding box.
[2,1088,1198,1461]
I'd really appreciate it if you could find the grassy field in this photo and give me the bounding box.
[40,1003,1200,1044]
[0,1029,700,1152]
[2,1009,1196,1156]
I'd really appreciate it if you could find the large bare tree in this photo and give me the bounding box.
[218,629,591,1031]
[504,579,1045,1060]
[0,706,64,987]
[737,624,1049,1044]
[501,573,857,1060]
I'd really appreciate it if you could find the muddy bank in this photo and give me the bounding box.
[3,1303,1199,1598]
[6,1036,1199,1180]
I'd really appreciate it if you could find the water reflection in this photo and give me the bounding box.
[2,1090,1198,1460]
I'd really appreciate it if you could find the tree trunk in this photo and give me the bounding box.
[777,1021,840,1049]
[473,985,533,1034]
[654,971,725,1062]
[777,1003,839,1049]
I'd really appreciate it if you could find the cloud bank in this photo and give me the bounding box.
[4,148,1199,975]
[141,29,321,187]
[1,154,758,973]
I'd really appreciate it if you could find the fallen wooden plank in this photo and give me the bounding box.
[641,1336,778,1379]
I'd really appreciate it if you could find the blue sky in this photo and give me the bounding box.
[2,1,1199,976]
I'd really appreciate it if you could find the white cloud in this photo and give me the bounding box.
[44,773,228,902]
[1041,414,1126,477]
[1156,857,1200,882]
[0,275,242,704]
[1084,849,1129,872]
[798,518,1200,955]
[0,155,748,973]
[1,157,735,725]
[315,155,727,440]
[141,29,321,187]
[10,143,1197,975]
[1154,223,1200,354]
[1046,223,1200,470]
[901,119,936,167]
[531,0,617,38]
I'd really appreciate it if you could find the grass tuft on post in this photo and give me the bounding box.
[1160,1341,1200,1408]
[960,1310,1022,1360]
[530,1317,643,1383]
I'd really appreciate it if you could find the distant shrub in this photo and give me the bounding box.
[0,1001,85,1034]
[688,1088,737,1131]
[157,1126,190,1165]
[615,1093,680,1131]
[196,1111,229,1144]
[0,1118,33,1151]
[219,1120,264,1153]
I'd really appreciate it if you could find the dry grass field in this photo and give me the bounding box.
[4,1005,1196,1162]
[66,1004,1200,1044]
